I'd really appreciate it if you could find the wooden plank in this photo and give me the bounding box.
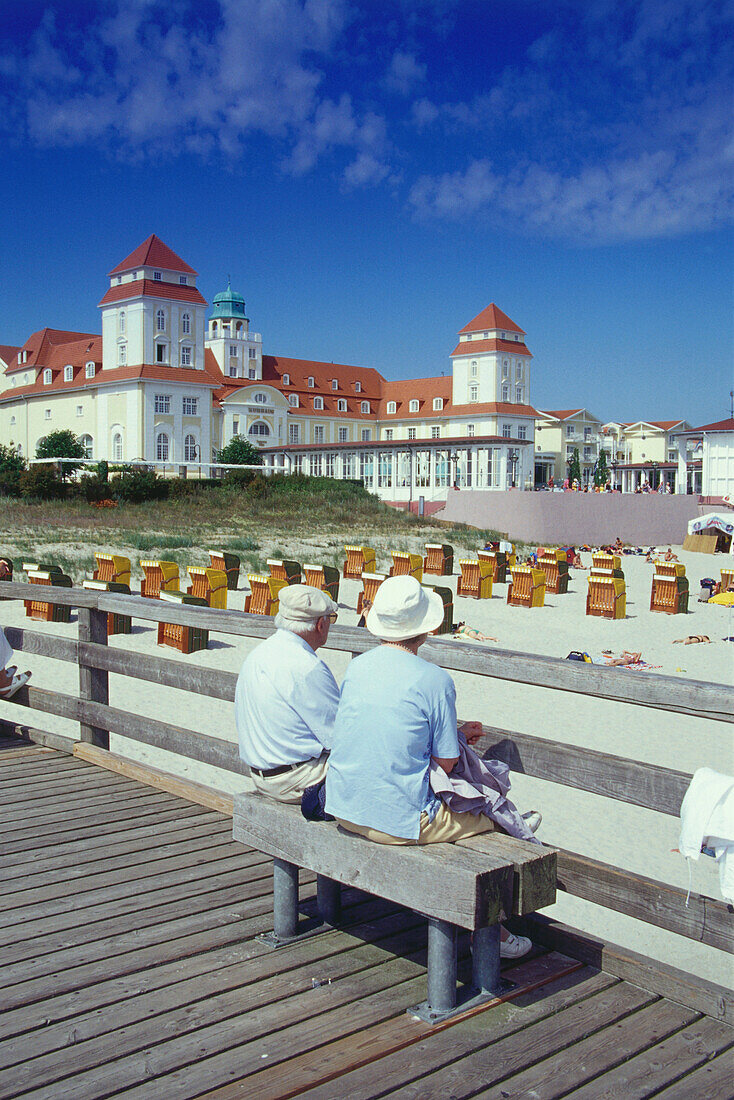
[234,792,517,929]
[78,640,238,702]
[0,720,77,754]
[556,848,734,952]
[3,626,78,663]
[74,744,237,813]
[77,605,110,748]
[482,726,692,818]
[455,833,557,914]
[653,1050,734,1098]
[0,773,140,809]
[0,758,87,782]
[521,913,734,1025]
[565,1015,734,1099]
[0,786,183,833]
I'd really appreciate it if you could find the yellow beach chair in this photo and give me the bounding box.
[304,563,340,603]
[267,558,302,585]
[343,545,377,580]
[187,566,228,610]
[93,553,131,588]
[457,559,493,600]
[389,551,423,583]
[140,560,180,599]
[587,575,626,619]
[244,574,287,616]
[208,550,241,591]
[423,544,454,577]
[507,566,545,608]
[650,562,688,614]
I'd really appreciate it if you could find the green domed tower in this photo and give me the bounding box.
[206,279,262,380]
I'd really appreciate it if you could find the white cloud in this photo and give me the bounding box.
[384,50,426,96]
[343,151,390,188]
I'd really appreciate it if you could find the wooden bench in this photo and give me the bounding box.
[507,566,545,608]
[650,562,689,615]
[303,563,340,603]
[157,590,209,653]
[24,569,73,622]
[244,574,288,616]
[233,793,556,1022]
[456,558,493,600]
[93,553,131,588]
[187,566,228,610]
[208,550,241,591]
[389,551,423,583]
[478,549,507,584]
[427,584,453,635]
[267,558,302,585]
[587,575,626,619]
[140,560,179,599]
[343,544,376,580]
[82,579,132,635]
[423,543,454,577]
[537,550,570,595]
[357,571,387,615]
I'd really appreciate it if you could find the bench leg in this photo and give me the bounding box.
[408,917,458,1022]
[316,874,342,925]
[471,924,505,995]
[272,857,299,940]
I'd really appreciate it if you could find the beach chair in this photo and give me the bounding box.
[140,560,180,599]
[82,579,132,635]
[304,563,340,603]
[0,557,12,601]
[537,549,570,594]
[157,590,209,653]
[93,553,131,588]
[24,569,73,623]
[244,574,288,617]
[343,545,377,580]
[650,562,689,615]
[208,550,241,591]
[591,552,624,579]
[456,558,493,600]
[423,543,454,577]
[720,568,734,594]
[478,549,508,584]
[586,575,626,619]
[389,551,423,583]
[507,566,545,608]
[357,571,387,615]
[427,584,453,635]
[267,558,302,585]
[187,566,228,610]
[22,561,63,578]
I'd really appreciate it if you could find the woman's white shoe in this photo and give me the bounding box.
[522,810,543,833]
[0,670,31,700]
[500,932,533,959]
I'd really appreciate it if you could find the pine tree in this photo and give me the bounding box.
[594,449,609,486]
[567,447,581,485]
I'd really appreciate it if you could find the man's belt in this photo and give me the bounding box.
[250,760,311,778]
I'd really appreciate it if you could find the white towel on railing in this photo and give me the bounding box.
[679,767,734,904]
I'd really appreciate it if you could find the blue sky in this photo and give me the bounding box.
[1,0,732,426]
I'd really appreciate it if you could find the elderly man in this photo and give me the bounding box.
[325,575,533,958]
[235,584,339,803]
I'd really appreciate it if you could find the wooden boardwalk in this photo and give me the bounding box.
[1,740,732,1100]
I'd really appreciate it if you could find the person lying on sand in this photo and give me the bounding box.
[451,622,498,642]
[590,650,643,666]
[673,635,711,645]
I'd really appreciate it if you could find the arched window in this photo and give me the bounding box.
[337,399,347,412]
[43,369,52,384]
[236,322,243,334]
[119,311,126,334]
[16,444,22,457]
[118,344,126,366]
[313,396,324,410]
[288,394,299,407]
[282,373,290,385]
[184,434,197,461]
[361,401,370,413]
[80,434,93,459]
[252,392,268,403]
[112,432,123,461]
[156,309,165,332]
[85,362,95,378]
[64,365,73,382]
[470,361,478,377]
[433,397,443,411]
[156,432,169,461]
[409,399,419,412]
[10,415,15,427]
[386,401,396,414]
[182,313,191,334]
[248,421,271,437]
[211,321,218,335]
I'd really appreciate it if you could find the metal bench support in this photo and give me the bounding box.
[409,916,458,1022]
[272,857,299,939]
[317,874,342,925]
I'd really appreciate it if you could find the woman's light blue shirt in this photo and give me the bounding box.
[325,646,460,840]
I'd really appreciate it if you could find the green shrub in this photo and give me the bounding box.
[168,478,221,500]
[0,471,22,497]
[128,533,194,551]
[0,443,26,477]
[35,430,86,479]
[225,536,259,552]
[114,467,169,504]
[223,467,256,488]
[19,466,67,500]
[83,477,112,503]
[96,460,109,483]
[218,436,262,466]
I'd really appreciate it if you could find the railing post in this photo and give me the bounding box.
[78,604,110,748]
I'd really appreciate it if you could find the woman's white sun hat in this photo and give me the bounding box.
[366,575,445,641]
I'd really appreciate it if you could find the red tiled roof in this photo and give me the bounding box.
[450,339,531,357]
[0,345,21,368]
[0,335,102,401]
[458,304,525,336]
[648,420,686,431]
[539,409,584,420]
[99,280,207,307]
[108,235,197,276]
[690,417,734,433]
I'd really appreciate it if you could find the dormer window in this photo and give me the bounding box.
[288,394,299,407]
[331,379,338,391]
[119,311,126,334]
[307,376,315,388]
[386,401,396,414]
[361,400,370,414]
[355,381,361,393]
[433,397,443,411]
[43,369,52,384]
[179,276,187,285]
[500,331,506,339]
[337,399,347,412]
[483,331,489,338]
[313,396,324,410]
[153,271,162,281]
[85,362,95,378]
[64,365,73,382]
[117,276,122,285]
[282,373,290,385]
[409,399,419,413]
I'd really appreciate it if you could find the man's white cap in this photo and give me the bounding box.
[366,575,444,641]
[277,583,337,621]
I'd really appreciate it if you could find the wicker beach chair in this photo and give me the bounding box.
[343,545,377,580]
[244,574,288,617]
[591,552,624,579]
[478,549,508,584]
[207,550,241,591]
[357,571,387,615]
[187,566,228,610]
[389,551,423,583]
[507,566,545,608]
[428,584,453,635]
[140,560,180,599]
[423,543,454,577]
[157,590,209,653]
[82,579,133,635]
[650,561,689,614]
[93,553,131,588]
[457,558,493,600]
[720,568,734,594]
[586,575,626,619]
[267,558,302,585]
[303,563,340,603]
[24,569,73,623]
[537,549,570,594]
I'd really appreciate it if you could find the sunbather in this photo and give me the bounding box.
[451,622,498,642]
[591,650,643,666]
[673,635,711,645]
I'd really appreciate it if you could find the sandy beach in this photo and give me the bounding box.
[3,543,733,988]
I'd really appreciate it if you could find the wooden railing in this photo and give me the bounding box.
[2,579,732,1003]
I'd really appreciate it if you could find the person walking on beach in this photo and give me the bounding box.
[235,585,339,804]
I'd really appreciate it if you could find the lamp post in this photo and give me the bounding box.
[508,448,519,489]
[449,451,460,489]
